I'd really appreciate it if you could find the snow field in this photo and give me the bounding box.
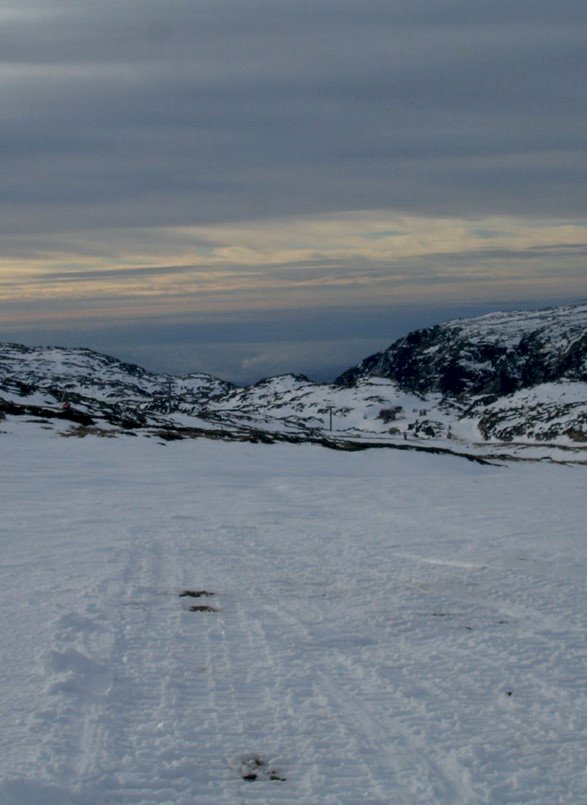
[0,426,586,803]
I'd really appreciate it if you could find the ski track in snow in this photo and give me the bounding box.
[0,427,586,803]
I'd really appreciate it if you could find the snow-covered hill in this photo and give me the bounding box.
[1,305,585,462]
[0,343,234,409]
[336,305,587,394]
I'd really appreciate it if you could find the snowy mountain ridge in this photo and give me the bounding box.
[336,305,587,394]
[1,305,586,462]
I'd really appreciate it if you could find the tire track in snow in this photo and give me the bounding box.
[232,519,476,804]
[52,518,303,803]
[226,535,438,803]
[227,588,323,800]
[40,523,225,803]
[73,530,174,799]
[262,595,466,803]
[96,525,238,804]
[185,528,312,801]
[317,656,473,804]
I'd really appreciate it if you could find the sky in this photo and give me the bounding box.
[2,0,586,383]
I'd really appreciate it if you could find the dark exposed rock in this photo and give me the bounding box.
[0,399,94,426]
[336,306,587,397]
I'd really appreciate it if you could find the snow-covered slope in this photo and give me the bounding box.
[0,344,164,402]
[202,374,432,434]
[1,305,585,461]
[0,343,234,407]
[0,343,235,430]
[0,427,585,803]
[463,381,587,444]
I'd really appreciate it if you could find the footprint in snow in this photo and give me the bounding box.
[45,649,112,697]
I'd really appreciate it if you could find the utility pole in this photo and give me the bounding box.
[325,405,334,431]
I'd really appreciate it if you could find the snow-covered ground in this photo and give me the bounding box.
[1,421,586,804]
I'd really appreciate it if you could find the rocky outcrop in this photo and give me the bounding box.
[336,306,587,396]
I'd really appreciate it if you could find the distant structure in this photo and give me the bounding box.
[325,405,334,430]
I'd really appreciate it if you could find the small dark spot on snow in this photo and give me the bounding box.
[179,589,214,598]
[464,626,473,631]
[432,612,447,616]
[158,430,185,441]
[498,620,509,624]
[239,755,285,782]
[506,690,513,696]
[188,605,218,613]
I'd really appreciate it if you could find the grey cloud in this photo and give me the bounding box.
[17,264,219,284]
[5,2,585,63]
[1,0,586,234]
[406,243,587,264]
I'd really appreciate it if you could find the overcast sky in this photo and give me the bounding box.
[2,0,586,382]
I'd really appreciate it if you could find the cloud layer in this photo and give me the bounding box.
[3,0,587,231]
